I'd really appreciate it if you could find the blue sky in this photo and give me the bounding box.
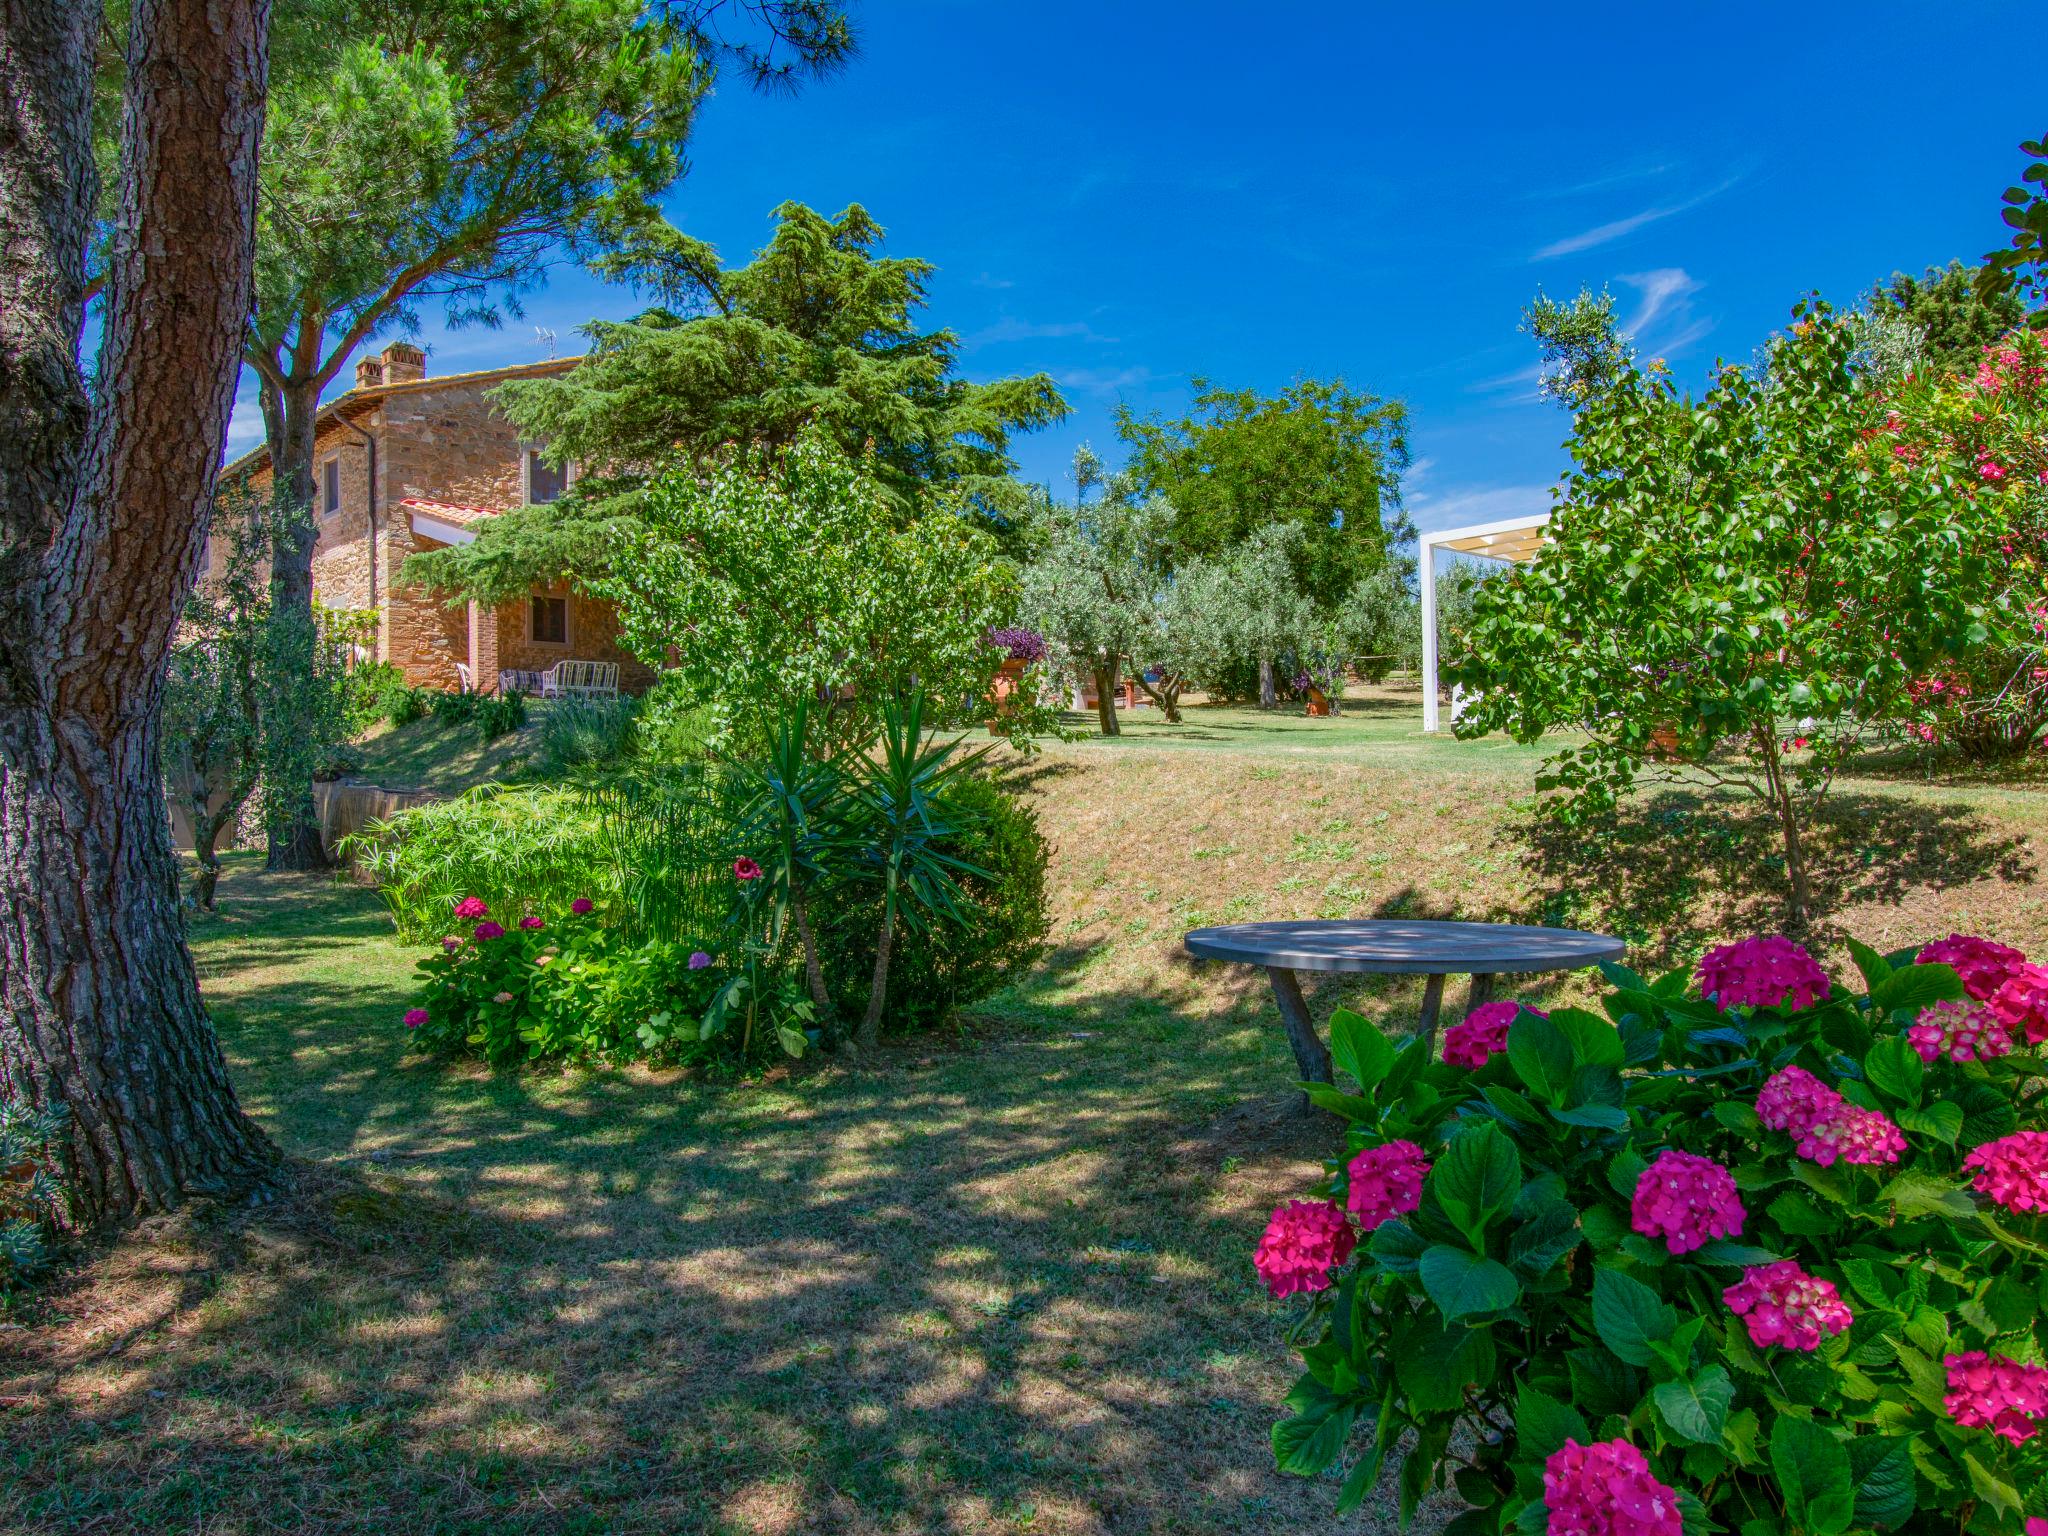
[228,0,2038,537]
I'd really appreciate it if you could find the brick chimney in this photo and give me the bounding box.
[354,356,385,389]
[380,340,427,384]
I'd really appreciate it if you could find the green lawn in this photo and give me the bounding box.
[6,682,2048,1533]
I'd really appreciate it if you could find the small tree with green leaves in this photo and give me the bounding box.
[1454,303,1993,924]
[1522,286,1635,407]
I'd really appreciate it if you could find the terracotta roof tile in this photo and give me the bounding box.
[400,497,503,526]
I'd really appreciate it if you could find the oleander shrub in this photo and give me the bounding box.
[1,1097,70,1291]
[1257,931,2048,1535]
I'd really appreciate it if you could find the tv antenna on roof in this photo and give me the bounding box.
[535,326,558,359]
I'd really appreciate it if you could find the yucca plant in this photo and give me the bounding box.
[845,691,992,1052]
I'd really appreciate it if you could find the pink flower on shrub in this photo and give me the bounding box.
[1945,1351,2048,1444]
[2026,1520,2047,1536]
[1909,999,2014,1063]
[1964,1131,2048,1216]
[404,1007,429,1029]
[570,897,594,915]
[454,896,489,920]
[441,935,462,953]
[734,856,764,881]
[1542,1438,1682,1536]
[473,920,506,942]
[688,951,712,970]
[1253,1200,1356,1299]
[1916,933,2025,1001]
[1345,1141,1429,1229]
[1988,962,2048,1045]
[1630,1150,1744,1255]
[1722,1261,1853,1352]
[1442,1001,1537,1068]
[1696,936,1829,1013]
[1756,1066,1842,1137]
[1801,1104,1906,1168]
[520,915,545,931]
[493,990,513,1004]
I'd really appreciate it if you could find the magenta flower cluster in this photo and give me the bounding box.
[454,896,489,920]
[1945,1351,2048,1444]
[1630,1150,1744,1255]
[1909,999,2014,1063]
[1917,933,2026,1000]
[473,920,506,942]
[404,1007,429,1029]
[1988,961,2048,1046]
[571,896,595,915]
[1963,1131,2048,1216]
[1722,1261,1853,1352]
[1755,1066,1904,1167]
[1345,1140,1430,1229]
[1442,1000,1535,1068]
[1542,1438,1682,1536]
[1253,1200,1357,1299]
[1695,935,1830,1013]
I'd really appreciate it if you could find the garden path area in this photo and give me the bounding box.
[11,682,2048,1532]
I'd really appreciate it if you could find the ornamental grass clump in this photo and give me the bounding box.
[1258,931,2048,1535]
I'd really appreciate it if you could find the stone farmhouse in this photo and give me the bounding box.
[218,340,654,695]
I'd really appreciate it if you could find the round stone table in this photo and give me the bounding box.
[1183,919,1626,1105]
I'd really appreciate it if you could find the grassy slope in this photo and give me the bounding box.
[348,714,541,796]
[6,682,2048,1533]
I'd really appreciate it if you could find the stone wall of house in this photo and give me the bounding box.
[380,378,526,513]
[385,530,471,691]
[495,591,658,691]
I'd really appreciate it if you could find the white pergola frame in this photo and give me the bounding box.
[1420,511,1551,732]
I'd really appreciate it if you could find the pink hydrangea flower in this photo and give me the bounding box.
[1964,1131,2048,1216]
[1542,1438,1682,1536]
[1631,1150,1744,1255]
[1756,1065,1843,1137]
[1442,1000,1539,1068]
[1253,1200,1356,1299]
[1345,1141,1430,1229]
[1723,1261,1853,1351]
[1800,1104,1906,1167]
[520,915,545,931]
[441,935,462,953]
[688,951,713,970]
[571,897,595,915]
[403,1007,429,1028]
[1916,933,2025,1001]
[2026,1520,2047,1536]
[473,920,506,942]
[1909,999,2014,1063]
[1988,962,2048,1045]
[1696,936,1830,1012]
[1945,1351,2048,1443]
[453,896,489,920]
[734,857,764,881]
[492,990,514,1004]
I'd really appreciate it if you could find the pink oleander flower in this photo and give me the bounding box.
[1542,1438,1682,1536]
[1917,933,2026,1001]
[454,896,489,920]
[1945,1351,2048,1444]
[520,915,544,931]
[1723,1261,1853,1352]
[1964,1131,2048,1216]
[1442,1000,1530,1068]
[1756,1066,1843,1137]
[688,951,712,970]
[1989,962,2048,1045]
[1909,999,2014,1063]
[1345,1141,1430,1229]
[492,990,513,1004]
[1253,1200,1356,1299]
[2026,1520,2047,1536]
[403,1007,429,1028]
[1696,935,1830,1013]
[1801,1103,1906,1167]
[441,935,462,953]
[1631,1150,1744,1255]
[734,856,764,881]
[570,896,594,915]
[473,920,506,942]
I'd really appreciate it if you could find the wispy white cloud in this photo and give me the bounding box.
[1618,267,1713,356]
[971,272,1016,289]
[1533,177,1741,261]
[1052,364,1157,395]
[1525,161,1675,201]
[1467,361,1544,400]
[961,316,1115,350]
[1407,483,1555,536]
[224,390,265,454]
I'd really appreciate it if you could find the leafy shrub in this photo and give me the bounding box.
[424,687,528,742]
[537,694,642,774]
[386,685,434,727]
[816,772,1050,1033]
[1,1098,70,1291]
[344,660,412,733]
[633,674,719,762]
[1258,930,2048,1534]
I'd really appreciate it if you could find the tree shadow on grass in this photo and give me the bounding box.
[1503,786,2037,966]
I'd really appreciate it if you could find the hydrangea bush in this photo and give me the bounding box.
[1257,932,2048,1535]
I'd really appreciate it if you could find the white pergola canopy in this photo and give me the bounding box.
[1419,511,1551,732]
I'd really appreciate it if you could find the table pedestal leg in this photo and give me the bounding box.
[1416,973,1447,1059]
[1266,967,1333,1112]
[1467,973,1496,1013]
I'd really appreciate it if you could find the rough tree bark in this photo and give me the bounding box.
[1091,662,1121,737]
[1258,655,1278,710]
[0,0,279,1218]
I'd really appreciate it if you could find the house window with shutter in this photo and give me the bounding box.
[322,457,341,516]
[525,449,566,506]
[531,594,568,645]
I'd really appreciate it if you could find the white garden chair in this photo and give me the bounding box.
[498,668,546,695]
[541,660,619,700]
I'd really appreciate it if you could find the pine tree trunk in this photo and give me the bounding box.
[1092,664,1120,737]
[1258,656,1278,709]
[264,377,327,871]
[0,0,279,1219]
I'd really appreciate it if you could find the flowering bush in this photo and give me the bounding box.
[1259,930,2048,1534]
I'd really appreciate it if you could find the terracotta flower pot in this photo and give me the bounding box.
[988,657,1028,733]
